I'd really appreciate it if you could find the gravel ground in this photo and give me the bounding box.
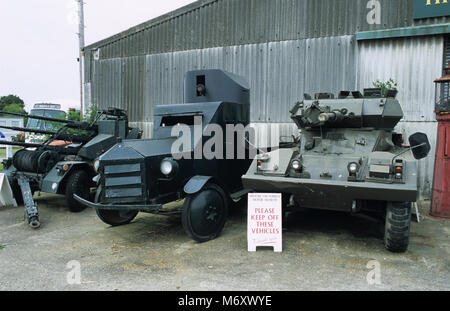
[0,193,449,291]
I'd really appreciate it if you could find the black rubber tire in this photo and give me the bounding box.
[96,209,139,227]
[182,184,229,243]
[65,170,90,213]
[384,202,412,253]
[94,185,139,226]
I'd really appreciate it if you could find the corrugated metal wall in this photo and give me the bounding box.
[357,36,443,122]
[357,35,444,199]
[91,35,356,123]
[446,35,450,67]
[445,35,450,99]
[85,0,449,60]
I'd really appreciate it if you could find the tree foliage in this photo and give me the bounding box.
[0,95,25,111]
[67,110,81,122]
[2,103,26,114]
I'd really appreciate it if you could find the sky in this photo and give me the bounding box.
[0,0,196,112]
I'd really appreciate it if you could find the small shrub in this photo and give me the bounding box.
[373,79,398,96]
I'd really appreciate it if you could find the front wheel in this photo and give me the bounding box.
[65,170,91,213]
[384,202,412,253]
[94,184,138,226]
[182,183,229,243]
[96,209,139,227]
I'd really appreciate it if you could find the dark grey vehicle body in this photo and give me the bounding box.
[1,109,141,227]
[75,69,252,242]
[242,90,431,252]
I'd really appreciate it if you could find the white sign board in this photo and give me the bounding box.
[0,173,18,208]
[248,193,282,252]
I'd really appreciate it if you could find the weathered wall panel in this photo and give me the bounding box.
[357,35,444,198]
[396,121,438,199]
[91,58,122,110]
[93,36,356,124]
[357,36,444,122]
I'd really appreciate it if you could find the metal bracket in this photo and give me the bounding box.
[17,175,40,229]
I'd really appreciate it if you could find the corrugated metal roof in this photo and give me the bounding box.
[85,0,450,60]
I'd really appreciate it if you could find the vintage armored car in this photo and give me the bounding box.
[242,90,431,253]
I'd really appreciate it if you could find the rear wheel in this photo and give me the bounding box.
[182,183,229,243]
[65,170,91,213]
[384,202,412,253]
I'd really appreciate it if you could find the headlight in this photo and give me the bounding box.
[160,158,179,177]
[291,160,301,171]
[94,160,100,172]
[348,162,359,174]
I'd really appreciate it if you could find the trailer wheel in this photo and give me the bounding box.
[384,202,412,253]
[96,209,139,227]
[182,183,229,243]
[65,170,90,213]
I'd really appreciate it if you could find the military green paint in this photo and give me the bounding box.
[243,93,430,211]
[41,162,88,194]
[414,0,450,19]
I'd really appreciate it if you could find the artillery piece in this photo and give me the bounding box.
[242,90,431,253]
[1,108,142,228]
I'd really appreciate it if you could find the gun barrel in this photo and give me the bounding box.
[318,111,345,124]
[0,111,95,130]
[0,125,93,143]
[0,125,57,136]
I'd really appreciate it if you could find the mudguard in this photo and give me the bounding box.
[41,161,91,194]
[184,176,214,195]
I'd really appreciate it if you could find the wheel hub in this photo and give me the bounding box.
[206,205,219,222]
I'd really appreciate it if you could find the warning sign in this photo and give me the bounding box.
[248,193,282,252]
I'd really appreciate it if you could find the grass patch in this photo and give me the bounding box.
[0,147,21,159]
[0,245,5,250]
[0,147,20,172]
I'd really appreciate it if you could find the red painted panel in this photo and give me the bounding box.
[432,115,450,218]
[445,127,450,158]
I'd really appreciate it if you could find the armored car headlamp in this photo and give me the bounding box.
[94,160,100,172]
[160,158,179,177]
[348,162,359,175]
[291,160,301,171]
